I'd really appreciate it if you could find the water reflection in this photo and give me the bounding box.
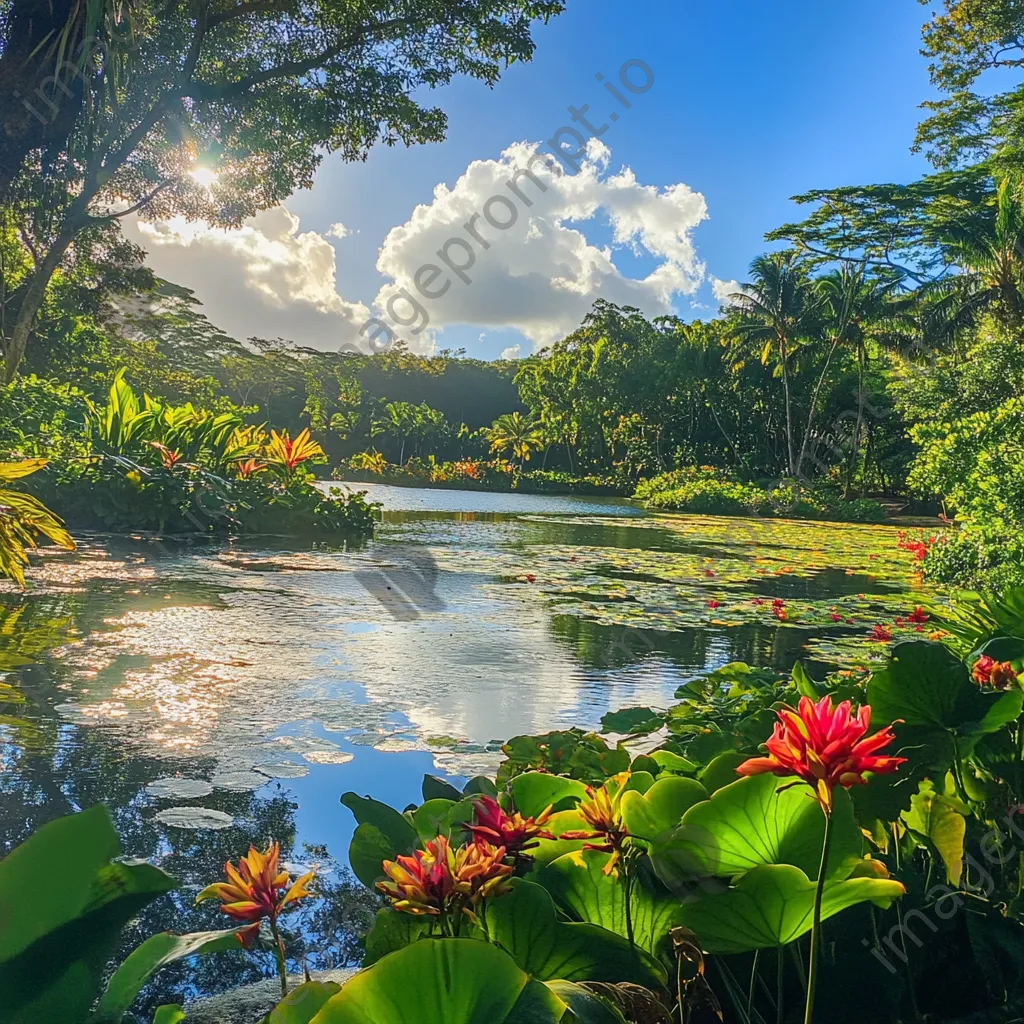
[0,495,931,1010]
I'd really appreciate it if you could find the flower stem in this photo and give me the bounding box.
[623,856,636,949]
[268,915,288,999]
[804,806,833,1024]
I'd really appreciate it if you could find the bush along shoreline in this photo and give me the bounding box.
[0,372,378,548]
[10,585,1024,1023]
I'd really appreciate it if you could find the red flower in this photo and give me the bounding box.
[772,598,786,608]
[149,441,184,470]
[908,607,929,624]
[707,599,721,609]
[525,573,536,583]
[846,618,856,625]
[751,597,766,607]
[196,842,313,946]
[972,655,1019,690]
[466,796,553,858]
[871,624,893,643]
[830,612,842,623]
[736,695,905,810]
[773,605,788,621]
[704,569,716,578]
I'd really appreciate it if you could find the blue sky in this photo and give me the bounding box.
[133,1,940,360]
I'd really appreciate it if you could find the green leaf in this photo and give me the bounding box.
[619,777,707,842]
[152,1007,185,1024]
[486,879,665,987]
[542,982,628,1024]
[600,708,663,735]
[411,799,475,843]
[902,781,967,885]
[342,794,419,889]
[311,938,562,1023]
[677,864,905,954]
[867,641,1023,738]
[463,776,498,798]
[511,772,588,817]
[539,851,686,959]
[422,775,463,803]
[0,805,119,962]
[265,981,342,1024]
[697,753,748,795]
[791,661,825,699]
[651,775,862,884]
[96,929,241,1021]
[363,909,432,966]
[524,809,588,869]
[650,750,698,775]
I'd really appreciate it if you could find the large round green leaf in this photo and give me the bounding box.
[619,777,707,842]
[651,774,862,884]
[524,809,588,870]
[411,798,476,843]
[544,981,628,1023]
[538,851,686,959]
[867,641,1023,737]
[486,879,666,987]
[310,939,563,1024]
[677,864,905,954]
[511,772,588,817]
[362,909,431,967]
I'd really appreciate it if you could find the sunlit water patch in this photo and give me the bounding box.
[0,489,936,1008]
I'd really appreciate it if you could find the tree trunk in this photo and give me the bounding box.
[565,441,575,475]
[796,338,839,480]
[3,220,79,380]
[779,332,796,477]
[844,350,866,498]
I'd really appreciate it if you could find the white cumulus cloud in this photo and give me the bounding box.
[499,345,522,360]
[711,278,744,308]
[126,207,369,348]
[372,139,710,351]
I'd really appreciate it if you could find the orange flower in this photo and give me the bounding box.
[559,771,631,875]
[196,842,313,946]
[266,428,323,473]
[377,835,512,917]
[452,840,513,904]
[466,796,554,857]
[972,655,1019,690]
[377,835,456,916]
[149,441,183,469]
[736,695,905,810]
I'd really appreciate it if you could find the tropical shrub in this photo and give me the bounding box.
[635,467,887,522]
[0,459,75,585]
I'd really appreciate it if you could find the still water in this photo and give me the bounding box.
[0,485,931,1009]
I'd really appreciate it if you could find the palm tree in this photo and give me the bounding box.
[805,266,912,486]
[370,401,417,464]
[483,412,544,476]
[926,172,1024,335]
[728,252,821,477]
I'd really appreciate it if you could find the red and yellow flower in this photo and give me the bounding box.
[196,842,314,946]
[972,655,1019,690]
[466,796,554,857]
[149,441,184,470]
[266,428,324,473]
[559,771,631,875]
[235,458,267,479]
[377,834,512,917]
[736,695,905,810]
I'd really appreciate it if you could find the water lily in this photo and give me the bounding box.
[559,772,630,875]
[871,624,893,643]
[972,655,1019,690]
[525,573,536,583]
[907,607,929,624]
[707,599,721,609]
[830,612,842,622]
[736,694,905,811]
[466,795,554,858]
[197,842,314,995]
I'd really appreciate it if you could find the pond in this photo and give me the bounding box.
[0,485,934,1008]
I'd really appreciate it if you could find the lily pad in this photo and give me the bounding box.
[253,761,310,779]
[210,771,266,792]
[302,750,355,765]
[145,778,214,800]
[153,807,233,830]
